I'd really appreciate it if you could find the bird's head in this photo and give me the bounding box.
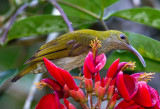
[101,30,146,67]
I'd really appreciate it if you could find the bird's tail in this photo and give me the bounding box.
[11,63,38,82]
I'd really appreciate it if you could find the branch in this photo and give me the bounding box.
[100,19,109,30]
[0,4,28,45]
[49,0,74,32]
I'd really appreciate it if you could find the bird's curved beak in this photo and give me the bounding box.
[126,44,146,67]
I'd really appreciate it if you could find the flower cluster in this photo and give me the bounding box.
[35,38,160,109]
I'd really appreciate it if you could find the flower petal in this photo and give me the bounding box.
[115,100,145,109]
[36,93,61,109]
[83,61,92,79]
[43,57,65,86]
[106,59,119,78]
[58,68,78,90]
[95,73,101,82]
[117,62,128,72]
[41,78,63,91]
[114,100,135,109]
[95,53,106,72]
[116,71,138,101]
[85,51,95,73]
[133,81,157,107]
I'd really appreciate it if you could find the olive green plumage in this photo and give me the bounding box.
[11,29,145,82]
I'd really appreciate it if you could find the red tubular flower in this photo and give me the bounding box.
[43,57,78,91]
[105,59,119,79]
[105,59,119,89]
[116,71,138,101]
[83,58,93,92]
[83,60,92,79]
[58,68,79,90]
[43,57,65,87]
[39,78,64,99]
[64,98,76,109]
[36,93,61,109]
[84,51,106,74]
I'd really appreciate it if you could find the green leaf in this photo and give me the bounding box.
[93,0,119,10]
[58,0,119,20]
[7,15,93,41]
[105,51,160,72]
[126,32,160,62]
[109,7,160,29]
[105,32,160,72]
[0,69,18,86]
[0,46,23,69]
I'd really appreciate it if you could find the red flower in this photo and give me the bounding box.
[105,59,119,89]
[43,57,78,91]
[43,57,86,104]
[36,93,61,109]
[39,78,65,99]
[105,59,119,79]
[84,51,106,74]
[116,71,160,108]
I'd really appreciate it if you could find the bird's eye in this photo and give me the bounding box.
[120,34,125,39]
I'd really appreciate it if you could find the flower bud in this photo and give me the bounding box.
[98,78,106,100]
[63,84,70,98]
[105,77,112,90]
[107,78,116,100]
[70,88,86,104]
[70,90,79,102]
[76,88,86,103]
[95,81,100,97]
[84,78,93,93]
[107,92,119,109]
[95,73,101,96]
[64,98,76,109]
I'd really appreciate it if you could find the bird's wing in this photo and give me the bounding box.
[25,30,99,64]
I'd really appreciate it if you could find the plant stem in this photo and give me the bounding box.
[93,102,98,109]
[57,0,109,31]
[84,103,90,109]
[0,4,28,45]
[100,19,108,30]
[49,0,74,32]
[58,0,99,19]
[98,100,102,109]
[72,76,83,80]
[89,93,93,108]
[23,74,43,109]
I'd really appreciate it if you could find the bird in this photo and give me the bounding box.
[11,29,146,82]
